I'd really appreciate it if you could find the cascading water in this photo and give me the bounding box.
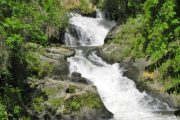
[65,12,178,120]
[64,13,115,47]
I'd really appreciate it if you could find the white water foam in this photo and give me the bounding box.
[65,12,178,120]
[65,13,116,47]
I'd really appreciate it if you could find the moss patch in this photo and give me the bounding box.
[23,43,53,79]
[48,98,64,107]
[42,84,63,96]
[66,85,77,94]
[32,96,45,112]
[62,0,96,14]
[109,15,145,58]
[64,92,103,113]
[25,52,53,79]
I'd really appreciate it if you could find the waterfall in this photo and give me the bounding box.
[64,13,116,47]
[64,12,178,120]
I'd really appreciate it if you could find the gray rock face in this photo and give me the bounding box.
[97,43,125,63]
[149,92,178,108]
[30,78,113,120]
[70,72,89,84]
[121,64,140,81]
[41,46,75,80]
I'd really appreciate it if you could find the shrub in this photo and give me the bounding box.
[25,52,53,79]
[110,0,180,93]
[0,102,8,120]
[5,34,23,51]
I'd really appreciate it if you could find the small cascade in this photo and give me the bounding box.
[64,13,116,47]
[64,11,178,120]
[96,9,105,18]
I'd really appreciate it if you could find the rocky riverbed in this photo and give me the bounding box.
[25,43,112,120]
[95,27,180,115]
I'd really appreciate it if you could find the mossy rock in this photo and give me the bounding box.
[29,79,112,120]
[66,85,77,94]
[97,43,126,63]
[48,98,64,108]
[23,42,75,80]
[25,51,53,79]
[64,92,103,113]
[42,84,63,96]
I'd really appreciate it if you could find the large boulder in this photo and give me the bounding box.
[96,43,126,63]
[70,72,89,84]
[41,46,75,80]
[29,78,113,120]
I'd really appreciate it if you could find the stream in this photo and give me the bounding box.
[64,12,178,120]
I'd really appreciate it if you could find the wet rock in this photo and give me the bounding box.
[71,72,81,77]
[70,72,89,84]
[66,24,94,46]
[52,62,69,80]
[148,92,178,108]
[45,46,75,59]
[121,64,140,81]
[127,58,180,109]
[175,109,180,116]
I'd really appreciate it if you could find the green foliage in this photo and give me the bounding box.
[0,102,8,120]
[0,0,70,118]
[67,85,77,94]
[79,0,96,14]
[67,101,81,111]
[128,0,145,14]
[0,0,68,45]
[165,77,180,94]
[143,0,179,81]
[48,98,63,108]
[0,38,9,67]
[32,96,45,112]
[103,0,128,19]
[65,93,103,112]
[61,0,96,14]
[111,15,146,57]
[110,0,180,93]
[13,106,22,116]
[5,34,23,50]
[0,67,12,82]
[43,84,63,96]
[101,0,145,20]
[0,85,24,119]
[25,51,53,79]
